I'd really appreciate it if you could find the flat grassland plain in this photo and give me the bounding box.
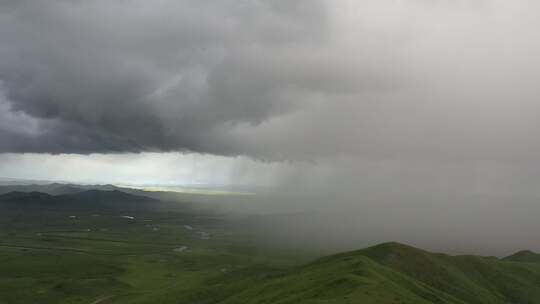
[0,190,308,304]
[2,189,540,304]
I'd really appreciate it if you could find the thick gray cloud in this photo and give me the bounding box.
[1,0,540,162]
[5,1,540,255]
[0,0,332,155]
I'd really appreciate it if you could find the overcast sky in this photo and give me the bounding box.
[3,0,540,254]
[1,0,540,188]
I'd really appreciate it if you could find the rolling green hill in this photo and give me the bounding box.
[198,242,540,304]
[504,250,540,263]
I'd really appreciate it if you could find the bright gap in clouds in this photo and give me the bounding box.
[0,153,288,188]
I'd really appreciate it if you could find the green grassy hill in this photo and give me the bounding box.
[504,250,540,263]
[199,242,540,304]
[356,242,540,303]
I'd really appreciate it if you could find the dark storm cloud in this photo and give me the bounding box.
[0,0,333,155]
[5,0,540,256]
[2,0,540,163]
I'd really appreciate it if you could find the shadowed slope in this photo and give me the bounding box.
[504,250,540,263]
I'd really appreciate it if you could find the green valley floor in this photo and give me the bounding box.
[2,191,540,304]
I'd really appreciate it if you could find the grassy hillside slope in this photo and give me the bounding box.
[206,243,540,304]
[504,250,540,263]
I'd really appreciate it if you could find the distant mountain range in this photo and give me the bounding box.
[0,189,158,213]
[0,177,55,186]
[0,183,124,195]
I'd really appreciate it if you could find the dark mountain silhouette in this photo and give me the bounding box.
[504,250,540,263]
[0,190,158,213]
[0,183,123,195]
